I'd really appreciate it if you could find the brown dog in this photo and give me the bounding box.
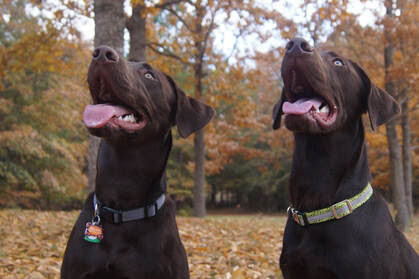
[61,46,214,279]
[273,38,419,279]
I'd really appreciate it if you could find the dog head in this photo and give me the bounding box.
[273,38,399,133]
[83,46,214,143]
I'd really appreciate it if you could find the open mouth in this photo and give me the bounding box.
[82,103,147,132]
[282,97,337,128]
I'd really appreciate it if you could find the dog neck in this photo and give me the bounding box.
[290,119,371,212]
[95,132,172,211]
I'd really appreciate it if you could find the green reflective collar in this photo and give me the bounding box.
[287,183,373,226]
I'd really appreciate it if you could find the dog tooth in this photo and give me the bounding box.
[320,106,330,114]
[122,114,136,123]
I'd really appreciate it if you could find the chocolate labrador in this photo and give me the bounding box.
[61,46,214,279]
[273,38,419,279]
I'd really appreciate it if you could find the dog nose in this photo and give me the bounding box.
[92,46,119,63]
[285,38,314,55]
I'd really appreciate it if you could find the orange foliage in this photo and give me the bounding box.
[0,1,91,208]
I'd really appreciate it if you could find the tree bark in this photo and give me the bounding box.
[93,0,125,54]
[88,0,125,193]
[127,4,147,61]
[384,0,409,231]
[401,96,413,217]
[192,4,207,217]
[193,128,206,217]
[87,137,100,194]
[386,121,410,230]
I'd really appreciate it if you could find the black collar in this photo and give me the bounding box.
[93,192,165,224]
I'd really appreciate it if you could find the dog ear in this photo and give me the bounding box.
[273,89,286,130]
[165,74,215,138]
[367,85,400,131]
[351,61,400,131]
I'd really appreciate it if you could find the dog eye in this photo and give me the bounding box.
[333,59,344,66]
[144,72,156,80]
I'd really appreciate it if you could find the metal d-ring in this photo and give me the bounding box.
[92,215,101,225]
[93,203,101,225]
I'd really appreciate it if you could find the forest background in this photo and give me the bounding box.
[0,0,417,231]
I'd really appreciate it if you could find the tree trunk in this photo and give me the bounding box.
[193,128,206,217]
[384,0,409,231]
[127,4,147,61]
[386,121,410,230]
[401,96,413,217]
[88,0,125,193]
[87,138,100,194]
[93,0,125,54]
[192,5,207,217]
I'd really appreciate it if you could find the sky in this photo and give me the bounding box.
[73,0,383,58]
[25,0,384,60]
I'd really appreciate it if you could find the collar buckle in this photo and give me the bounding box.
[331,199,353,219]
[345,199,353,212]
[288,206,308,226]
[113,211,123,224]
[101,206,123,224]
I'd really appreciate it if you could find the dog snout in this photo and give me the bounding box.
[92,46,119,63]
[285,38,314,55]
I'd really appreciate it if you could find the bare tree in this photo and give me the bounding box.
[384,0,409,231]
[401,93,414,217]
[146,1,217,217]
[127,3,147,61]
[87,0,125,193]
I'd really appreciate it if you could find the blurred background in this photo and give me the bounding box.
[0,0,417,228]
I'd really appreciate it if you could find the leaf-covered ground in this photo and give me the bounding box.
[0,210,418,279]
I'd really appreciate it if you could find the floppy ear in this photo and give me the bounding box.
[367,85,400,131]
[165,74,215,138]
[272,89,286,130]
[352,61,400,131]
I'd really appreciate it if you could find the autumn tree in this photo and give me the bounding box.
[206,47,297,211]
[146,0,294,217]
[0,0,90,208]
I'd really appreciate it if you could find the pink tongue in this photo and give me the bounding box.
[282,98,323,115]
[83,104,132,128]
